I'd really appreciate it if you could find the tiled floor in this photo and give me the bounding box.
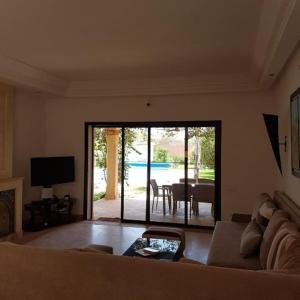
[93,198,215,227]
[23,221,213,263]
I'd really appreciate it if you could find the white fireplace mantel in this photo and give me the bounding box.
[0,177,23,235]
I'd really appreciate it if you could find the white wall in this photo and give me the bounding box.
[13,89,46,203]
[11,50,300,221]
[275,45,300,206]
[43,92,279,219]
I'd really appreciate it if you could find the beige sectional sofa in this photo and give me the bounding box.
[0,242,300,300]
[0,190,299,299]
[207,191,300,271]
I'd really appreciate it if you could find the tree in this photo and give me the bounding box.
[188,127,215,178]
[94,128,144,186]
[94,128,108,181]
[164,127,215,180]
[153,146,169,162]
[200,130,215,169]
[120,128,144,183]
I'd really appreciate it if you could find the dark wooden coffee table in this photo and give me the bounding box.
[122,237,181,261]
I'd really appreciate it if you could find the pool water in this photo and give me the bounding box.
[128,162,172,168]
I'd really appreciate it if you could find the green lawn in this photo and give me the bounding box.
[199,169,215,180]
[93,191,105,201]
[175,165,215,180]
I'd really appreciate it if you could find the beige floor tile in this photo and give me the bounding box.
[24,221,213,263]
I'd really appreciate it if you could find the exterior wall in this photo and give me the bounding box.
[275,45,300,206]
[13,89,46,203]
[44,92,278,218]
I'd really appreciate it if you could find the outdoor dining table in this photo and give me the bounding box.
[161,183,214,216]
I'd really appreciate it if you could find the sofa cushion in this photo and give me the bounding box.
[260,210,289,268]
[273,232,300,275]
[273,191,300,228]
[207,221,262,270]
[240,220,262,257]
[266,221,298,271]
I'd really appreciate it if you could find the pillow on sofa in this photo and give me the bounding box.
[240,220,263,257]
[256,200,277,228]
[259,210,289,268]
[272,232,300,275]
[251,193,272,221]
[259,201,277,219]
[266,221,297,270]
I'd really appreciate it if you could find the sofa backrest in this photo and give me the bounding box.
[0,242,299,300]
[274,191,300,228]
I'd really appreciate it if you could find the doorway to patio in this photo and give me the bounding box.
[84,121,221,228]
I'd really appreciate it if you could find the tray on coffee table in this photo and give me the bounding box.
[122,237,181,261]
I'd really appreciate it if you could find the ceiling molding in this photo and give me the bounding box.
[0,1,299,98]
[0,52,261,97]
[64,73,261,98]
[254,0,300,87]
[0,53,68,96]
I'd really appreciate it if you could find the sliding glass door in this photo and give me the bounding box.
[87,122,220,228]
[150,127,185,224]
[92,127,122,221]
[123,128,148,221]
[187,127,215,226]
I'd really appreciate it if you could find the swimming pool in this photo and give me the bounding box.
[127,162,172,168]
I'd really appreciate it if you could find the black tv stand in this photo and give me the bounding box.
[24,197,75,231]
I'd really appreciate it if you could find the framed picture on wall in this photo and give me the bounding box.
[291,87,300,178]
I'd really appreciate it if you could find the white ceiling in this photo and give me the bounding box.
[0,0,299,96]
[0,0,262,81]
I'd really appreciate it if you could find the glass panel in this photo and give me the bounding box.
[188,127,215,226]
[150,127,185,224]
[123,128,148,221]
[92,127,122,220]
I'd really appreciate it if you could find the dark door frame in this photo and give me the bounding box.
[84,121,222,229]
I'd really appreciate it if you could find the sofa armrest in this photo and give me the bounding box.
[231,213,251,223]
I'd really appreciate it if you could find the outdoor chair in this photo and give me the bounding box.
[171,183,193,218]
[150,179,171,212]
[192,183,215,216]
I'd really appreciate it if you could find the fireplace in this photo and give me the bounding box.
[0,189,15,237]
[0,178,23,238]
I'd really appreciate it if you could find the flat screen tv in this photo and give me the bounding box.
[31,156,75,187]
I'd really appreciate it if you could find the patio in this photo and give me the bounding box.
[93,197,215,227]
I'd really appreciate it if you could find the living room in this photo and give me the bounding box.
[0,1,300,299]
